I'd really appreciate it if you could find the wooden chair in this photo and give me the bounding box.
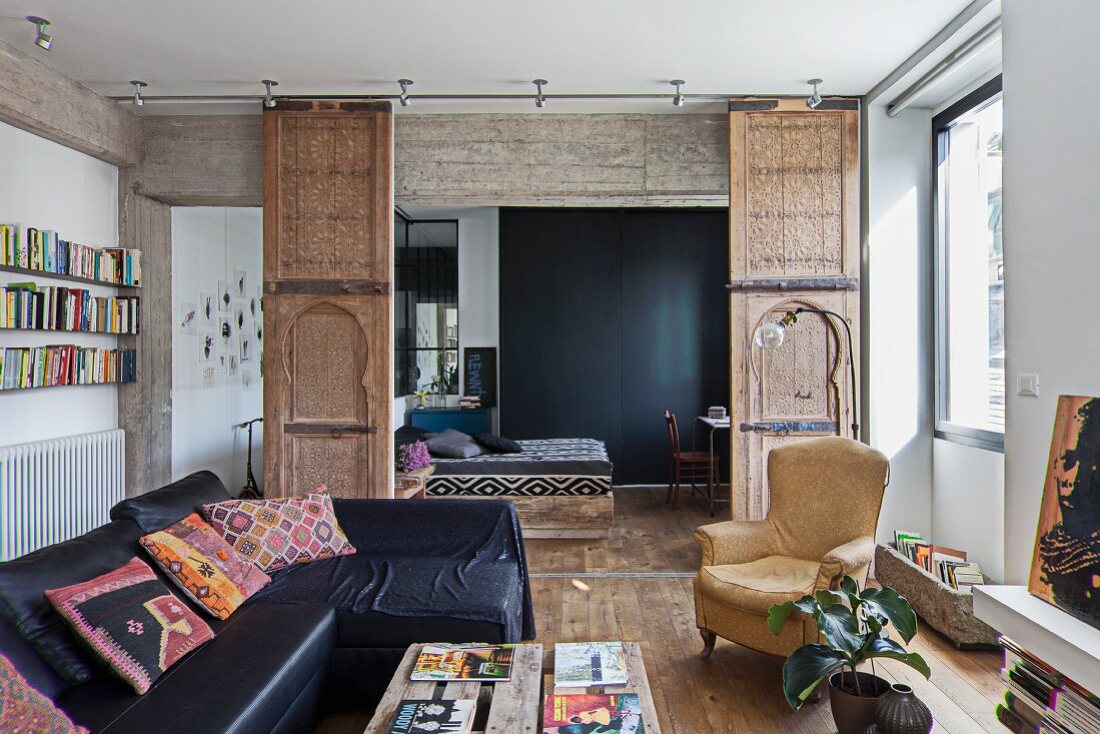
[664,410,720,513]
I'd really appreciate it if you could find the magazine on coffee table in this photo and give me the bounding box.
[411,643,515,681]
[553,642,629,687]
[385,699,476,734]
[543,692,645,734]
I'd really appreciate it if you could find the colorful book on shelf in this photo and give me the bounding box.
[0,345,136,389]
[1,284,139,334]
[553,642,629,687]
[1,224,141,286]
[411,644,514,682]
[543,693,646,734]
[383,699,476,734]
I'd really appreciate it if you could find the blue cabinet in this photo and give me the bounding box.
[410,408,490,435]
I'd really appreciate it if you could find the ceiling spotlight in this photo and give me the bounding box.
[27,16,52,50]
[262,79,278,108]
[398,79,414,107]
[532,79,548,108]
[670,79,686,107]
[807,78,823,109]
[130,80,148,107]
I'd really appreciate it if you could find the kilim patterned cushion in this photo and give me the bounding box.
[0,653,88,734]
[45,557,214,695]
[200,486,356,572]
[140,513,271,620]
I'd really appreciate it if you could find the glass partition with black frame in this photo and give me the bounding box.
[394,211,459,399]
[933,75,1004,451]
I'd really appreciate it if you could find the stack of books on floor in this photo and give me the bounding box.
[0,345,137,389]
[894,530,985,591]
[996,637,1100,733]
[545,642,646,732]
[2,282,139,333]
[1,224,142,286]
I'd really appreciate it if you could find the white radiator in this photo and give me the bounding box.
[0,429,125,561]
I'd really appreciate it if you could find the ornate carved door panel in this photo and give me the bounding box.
[728,99,860,520]
[263,101,394,499]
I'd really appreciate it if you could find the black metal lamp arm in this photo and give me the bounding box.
[791,307,859,441]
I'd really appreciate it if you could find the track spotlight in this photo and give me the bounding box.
[670,79,686,107]
[807,78,823,109]
[398,79,414,107]
[532,79,548,108]
[130,80,147,107]
[27,16,52,50]
[262,79,278,108]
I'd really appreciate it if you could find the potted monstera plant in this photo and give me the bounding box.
[767,578,931,734]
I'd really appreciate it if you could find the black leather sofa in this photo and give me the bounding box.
[0,471,535,733]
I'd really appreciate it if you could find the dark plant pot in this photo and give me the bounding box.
[874,683,933,734]
[828,671,890,734]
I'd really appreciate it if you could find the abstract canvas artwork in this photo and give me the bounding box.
[1029,395,1100,630]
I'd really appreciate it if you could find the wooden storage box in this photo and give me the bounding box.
[874,544,999,649]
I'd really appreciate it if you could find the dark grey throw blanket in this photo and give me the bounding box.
[247,497,536,642]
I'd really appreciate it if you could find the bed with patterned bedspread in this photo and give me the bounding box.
[426,438,614,538]
[426,438,613,497]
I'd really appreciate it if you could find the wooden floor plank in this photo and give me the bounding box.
[315,486,1002,734]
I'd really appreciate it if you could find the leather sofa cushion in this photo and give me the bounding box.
[698,555,821,615]
[0,519,145,687]
[58,604,335,734]
[110,471,232,533]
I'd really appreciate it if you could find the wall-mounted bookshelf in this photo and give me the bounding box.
[2,283,139,335]
[0,265,140,290]
[1,224,142,288]
[0,345,137,391]
[0,225,142,392]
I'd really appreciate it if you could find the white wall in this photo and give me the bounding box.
[0,121,120,446]
[396,206,500,429]
[170,207,263,493]
[1001,0,1100,584]
[864,103,935,545]
[932,438,1005,580]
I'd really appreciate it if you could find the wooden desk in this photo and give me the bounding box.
[693,416,731,516]
[394,465,435,500]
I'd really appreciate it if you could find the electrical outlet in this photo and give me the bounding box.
[1017,373,1040,397]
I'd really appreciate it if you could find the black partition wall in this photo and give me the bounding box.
[500,208,730,485]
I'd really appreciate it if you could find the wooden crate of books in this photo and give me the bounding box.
[366,643,543,733]
[875,544,999,649]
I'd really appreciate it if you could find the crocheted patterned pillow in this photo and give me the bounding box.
[45,557,214,695]
[140,513,271,620]
[0,653,88,734]
[201,486,356,572]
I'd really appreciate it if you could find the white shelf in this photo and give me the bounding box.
[973,585,1100,695]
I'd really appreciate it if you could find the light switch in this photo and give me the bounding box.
[1017,373,1039,397]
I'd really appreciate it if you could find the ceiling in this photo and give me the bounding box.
[0,0,976,114]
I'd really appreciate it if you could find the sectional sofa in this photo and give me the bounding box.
[0,471,535,733]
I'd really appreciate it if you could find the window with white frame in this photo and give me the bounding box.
[934,76,1004,450]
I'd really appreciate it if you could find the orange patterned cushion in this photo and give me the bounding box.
[0,654,87,734]
[201,486,356,572]
[140,513,271,619]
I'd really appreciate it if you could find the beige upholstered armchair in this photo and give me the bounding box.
[693,436,889,658]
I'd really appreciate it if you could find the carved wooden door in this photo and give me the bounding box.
[728,98,860,520]
[263,101,394,499]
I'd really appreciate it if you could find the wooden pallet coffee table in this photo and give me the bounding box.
[364,644,543,733]
[363,642,661,733]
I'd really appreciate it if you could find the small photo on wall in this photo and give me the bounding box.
[240,334,252,363]
[234,270,248,298]
[201,366,215,389]
[254,319,263,342]
[179,303,198,335]
[214,347,227,374]
[235,305,246,331]
[228,354,239,377]
[199,293,216,326]
[219,316,232,344]
[200,333,215,362]
[218,281,232,312]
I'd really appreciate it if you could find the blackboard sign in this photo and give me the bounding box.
[463,347,497,408]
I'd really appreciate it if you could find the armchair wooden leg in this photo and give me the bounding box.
[699,628,717,658]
